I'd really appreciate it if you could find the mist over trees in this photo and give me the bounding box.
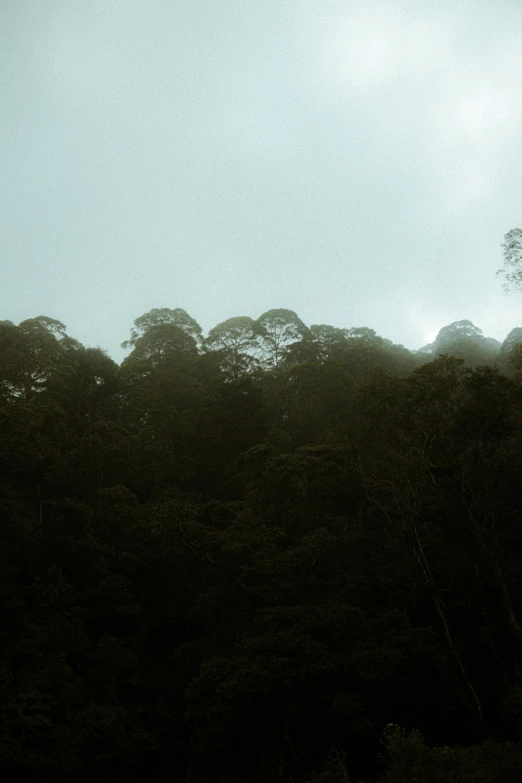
[3,300,522,781]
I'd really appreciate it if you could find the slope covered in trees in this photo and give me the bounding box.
[2,307,522,782]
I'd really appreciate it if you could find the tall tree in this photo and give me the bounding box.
[497,327,522,375]
[421,320,500,368]
[203,316,260,381]
[498,228,522,293]
[122,308,202,349]
[356,357,485,723]
[122,323,199,367]
[254,309,309,370]
[0,317,72,402]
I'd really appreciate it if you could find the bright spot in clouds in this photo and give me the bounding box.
[317,5,449,91]
[460,94,495,133]
[457,87,522,134]
[311,2,522,213]
[323,22,394,87]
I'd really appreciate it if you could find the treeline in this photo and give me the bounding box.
[2,308,522,782]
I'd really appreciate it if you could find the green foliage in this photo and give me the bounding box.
[307,747,351,782]
[497,328,522,375]
[375,724,522,783]
[498,228,522,293]
[203,316,260,381]
[0,318,75,403]
[2,307,522,781]
[255,308,310,369]
[122,307,203,349]
[420,320,500,368]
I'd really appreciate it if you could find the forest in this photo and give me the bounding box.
[2,302,522,782]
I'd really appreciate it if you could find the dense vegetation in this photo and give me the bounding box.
[2,306,522,782]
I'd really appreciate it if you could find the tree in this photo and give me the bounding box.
[203,316,260,381]
[254,309,309,370]
[306,746,351,783]
[435,320,483,345]
[423,320,500,368]
[345,326,383,344]
[19,316,67,339]
[122,323,199,367]
[356,357,485,723]
[310,325,350,360]
[276,361,353,444]
[0,317,73,402]
[122,308,202,349]
[375,724,522,783]
[497,328,522,375]
[118,321,206,499]
[288,324,352,365]
[498,228,522,293]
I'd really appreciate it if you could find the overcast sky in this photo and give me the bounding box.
[2,0,522,362]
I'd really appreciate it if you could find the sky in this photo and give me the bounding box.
[2,0,522,363]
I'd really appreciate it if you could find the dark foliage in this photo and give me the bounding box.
[1,310,522,781]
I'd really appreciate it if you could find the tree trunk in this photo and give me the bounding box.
[412,526,483,722]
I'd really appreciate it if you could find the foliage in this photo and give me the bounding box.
[255,308,310,370]
[497,228,522,293]
[2,307,522,781]
[419,320,500,368]
[374,724,522,783]
[122,307,203,349]
[203,316,260,380]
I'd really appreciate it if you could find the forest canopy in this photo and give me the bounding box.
[2,304,522,781]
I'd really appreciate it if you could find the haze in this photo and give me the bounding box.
[2,0,522,361]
